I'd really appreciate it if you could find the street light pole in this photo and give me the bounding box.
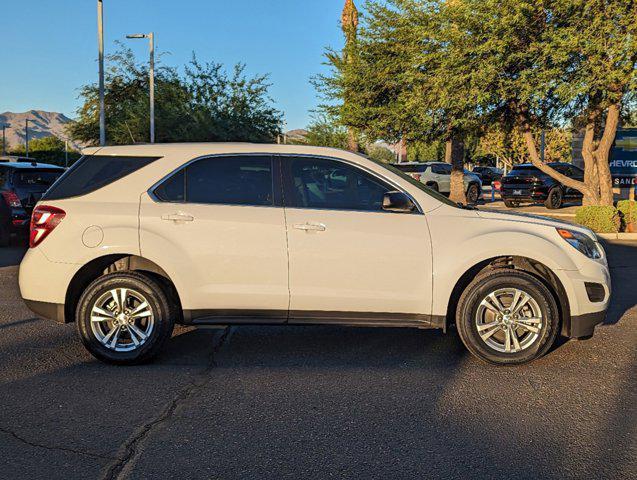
[149,32,154,143]
[126,32,155,143]
[97,0,106,146]
[25,119,30,157]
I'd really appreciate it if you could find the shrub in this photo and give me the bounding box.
[574,206,620,233]
[617,200,637,229]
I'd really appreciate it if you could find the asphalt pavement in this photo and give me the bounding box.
[0,243,635,480]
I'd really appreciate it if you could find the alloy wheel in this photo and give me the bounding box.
[90,288,155,352]
[475,288,543,353]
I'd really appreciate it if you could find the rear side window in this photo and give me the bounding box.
[432,164,452,175]
[393,164,429,173]
[187,156,273,205]
[153,155,273,206]
[43,155,160,200]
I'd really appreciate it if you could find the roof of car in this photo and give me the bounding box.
[82,142,377,159]
[391,161,443,166]
[513,162,573,168]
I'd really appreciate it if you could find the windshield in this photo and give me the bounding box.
[362,155,459,208]
[509,166,541,176]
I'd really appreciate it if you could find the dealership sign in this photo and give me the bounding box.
[610,128,637,188]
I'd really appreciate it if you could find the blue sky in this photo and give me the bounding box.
[0,0,348,129]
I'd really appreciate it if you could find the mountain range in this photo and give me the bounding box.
[0,110,83,151]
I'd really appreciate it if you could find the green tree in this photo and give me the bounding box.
[438,0,636,205]
[68,47,283,145]
[319,0,635,205]
[0,137,8,155]
[10,135,80,166]
[303,114,349,149]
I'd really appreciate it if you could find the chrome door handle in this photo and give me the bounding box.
[293,222,326,232]
[161,213,194,222]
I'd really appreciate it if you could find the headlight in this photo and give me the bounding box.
[556,228,604,259]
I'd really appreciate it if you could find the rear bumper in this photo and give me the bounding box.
[563,309,607,338]
[501,189,548,202]
[23,299,66,323]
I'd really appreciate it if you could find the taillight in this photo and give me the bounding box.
[29,205,66,248]
[493,180,501,191]
[1,190,22,208]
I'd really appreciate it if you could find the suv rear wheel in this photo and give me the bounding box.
[545,187,563,209]
[456,270,559,365]
[76,272,176,365]
[466,183,480,204]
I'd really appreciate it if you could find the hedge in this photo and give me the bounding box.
[574,206,620,233]
[617,200,637,227]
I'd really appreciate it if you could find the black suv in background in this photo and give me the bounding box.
[0,160,64,246]
[472,166,503,185]
[500,162,583,209]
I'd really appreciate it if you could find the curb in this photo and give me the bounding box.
[597,233,637,240]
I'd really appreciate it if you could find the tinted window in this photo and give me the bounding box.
[432,164,452,175]
[509,166,540,176]
[44,155,159,200]
[393,164,429,173]
[13,169,63,187]
[284,157,392,211]
[154,169,185,202]
[185,156,273,206]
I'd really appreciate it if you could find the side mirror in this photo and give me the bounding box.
[382,191,416,213]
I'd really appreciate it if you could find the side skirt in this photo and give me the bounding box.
[183,309,446,330]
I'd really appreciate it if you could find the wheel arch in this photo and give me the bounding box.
[445,255,571,336]
[64,254,182,324]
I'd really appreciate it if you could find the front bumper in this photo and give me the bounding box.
[563,309,607,338]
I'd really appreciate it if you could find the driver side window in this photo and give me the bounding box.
[283,157,392,211]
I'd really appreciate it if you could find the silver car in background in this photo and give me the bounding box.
[392,162,482,204]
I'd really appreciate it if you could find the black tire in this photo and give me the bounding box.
[544,187,563,209]
[426,182,439,192]
[503,199,520,208]
[466,183,480,204]
[76,271,176,365]
[456,269,559,365]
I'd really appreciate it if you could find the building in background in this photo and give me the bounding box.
[572,127,637,191]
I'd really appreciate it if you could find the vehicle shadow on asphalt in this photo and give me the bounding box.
[0,247,26,268]
[602,240,637,325]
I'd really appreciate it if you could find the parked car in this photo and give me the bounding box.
[392,162,482,204]
[19,144,609,365]
[0,159,65,246]
[500,163,583,209]
[472,166,503,186]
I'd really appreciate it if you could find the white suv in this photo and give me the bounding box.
[392,162,483,204]
[19,144,610,365]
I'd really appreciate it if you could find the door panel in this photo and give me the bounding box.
[139,155,289,314]
[281,155,433,316]
[285,208,433,315]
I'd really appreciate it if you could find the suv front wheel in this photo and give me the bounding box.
[76,272,176,365]
[456,269,559,365]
